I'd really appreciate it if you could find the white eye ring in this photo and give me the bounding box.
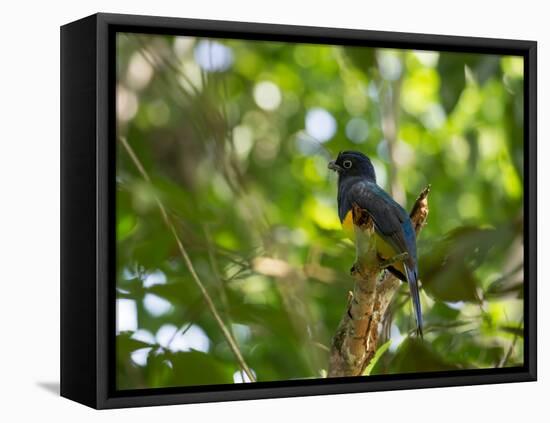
[343,160,352,169]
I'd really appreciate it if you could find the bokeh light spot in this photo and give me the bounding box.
[253,81,282,111]
[126,52,154,91]
[305,108,337,143]
[116,85,138,122]
[143,269,167,288]
[131,347,153,367]
[345,118,370,144]
[389,324,405,352]
[233,125,254,159]
[156,323,211,353]
[412,50,439,67]
[131,329,156,344]
[116,299,137,333]
[194,40,233,72]
[143,293,172,317]
[233,369,256,383]
[173,36,194,58]
[377,50,402,81]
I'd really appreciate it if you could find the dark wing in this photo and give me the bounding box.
[347,180,414,259]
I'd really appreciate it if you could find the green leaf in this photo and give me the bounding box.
[421,226,514,302]
[117,331,153,353]
[437,53,467,113]
[437,53,501,113]
[388,338,459,373]
[117,213,137,241]
[165,351,234,386]
[431,331,505,368]
[363,340,391,376]
[116,332,155,390]
[343,47,377,73]
[429,301,461,320]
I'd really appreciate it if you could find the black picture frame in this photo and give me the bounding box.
[60,12,537,409]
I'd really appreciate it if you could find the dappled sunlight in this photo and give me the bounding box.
[232,125,254,159]
[116,84,138,123]
[131,347,153,367]
[178,60,203,92]
[156,323,211,353]
[412,50,439,67]
[389,324,405,352]
[131,328,156,344]
[143,293,172,317]
[305,108,337,143]
[295,131,326,156]
[126,51,154,91]
[253,81,282,111]
[377,49,403,81]
[233,369,256,383]
[117,299,137,333]
[143,269,167,287]
[173,36,194,58]
[253,257,294,278]
[194,40,233,72]
[345,117,370,144]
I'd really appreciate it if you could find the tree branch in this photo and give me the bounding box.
[328,185,430,377]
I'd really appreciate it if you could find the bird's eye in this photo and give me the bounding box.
[343,160,352,169]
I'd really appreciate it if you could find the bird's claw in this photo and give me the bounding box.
[378,252,409,269]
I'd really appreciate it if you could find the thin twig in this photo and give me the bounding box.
[499,317,523,368]
[119,136,256,382]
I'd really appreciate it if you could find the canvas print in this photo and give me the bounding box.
[115,32,525,390]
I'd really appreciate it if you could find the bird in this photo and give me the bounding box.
[328,150,423,337]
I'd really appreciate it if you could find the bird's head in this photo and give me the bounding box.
[328,151,376,182]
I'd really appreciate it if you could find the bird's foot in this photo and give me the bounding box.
[378,252,409,269]
[413,326,424,339]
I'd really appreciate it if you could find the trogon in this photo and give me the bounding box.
[328,151,423,337]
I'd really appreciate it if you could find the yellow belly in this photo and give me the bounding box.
[342,210,406,275]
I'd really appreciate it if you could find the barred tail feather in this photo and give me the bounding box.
[404,264,423,338]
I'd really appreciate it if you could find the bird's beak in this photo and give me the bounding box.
[328,161,343,172]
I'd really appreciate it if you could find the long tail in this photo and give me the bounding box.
[404,264,423,338]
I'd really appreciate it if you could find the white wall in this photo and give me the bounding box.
[1,0,545,421]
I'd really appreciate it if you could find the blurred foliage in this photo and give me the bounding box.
[115,32,525,389]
